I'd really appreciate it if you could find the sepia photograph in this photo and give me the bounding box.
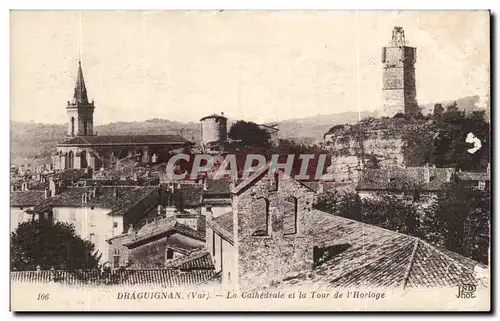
[9,10,491,312]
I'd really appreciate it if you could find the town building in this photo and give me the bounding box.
[356,166,456,200]
[53,62,193,171]
[381,26,419,117]
[29,184,160,264]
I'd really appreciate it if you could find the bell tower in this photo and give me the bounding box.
[66,61,95,136]
[381,26,418,117]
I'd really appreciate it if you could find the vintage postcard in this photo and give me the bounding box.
[9,10,491,311]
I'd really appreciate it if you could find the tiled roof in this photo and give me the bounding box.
[456,171,490,181]
[165,233,204,255]
[357,167,456,192]
[124,217,205,248]
[33,186,158,216]
[10,191,46,207]
[203,198,232,205]
[11,269,217,287]
[208,211,234,244]
[203,179,232,196]
[29,169,90,190]
[165,250,215,271]
[179,184,203,207]
[58,135,191,146]
[271,210,488,290]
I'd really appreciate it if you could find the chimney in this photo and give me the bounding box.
[444,169,452,182]
[127,224,135,235]
[166,206,176,218]
[49,178,58,196]
[423,165,430,184]
[221,112,224,117]
[317,181,324,194]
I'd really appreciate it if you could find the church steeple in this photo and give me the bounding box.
[66,61,95,136]
[72,61,89,105]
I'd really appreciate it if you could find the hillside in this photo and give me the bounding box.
[10,95,488,166]
[10,111,377,166]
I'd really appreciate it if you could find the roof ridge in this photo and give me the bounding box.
[401,238,420,289]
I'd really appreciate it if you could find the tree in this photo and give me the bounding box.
[433,103,444,118]
[228,121,270,148]
[11,220,101,271]
[429,180,490,264]
[430,105,490,171]
[314,191,362,221]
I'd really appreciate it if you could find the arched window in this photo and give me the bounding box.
[80,150,88,168]
[68,151,74,169]
[70,117,75,135]
[283,196,298,235]
[251,197,270,236]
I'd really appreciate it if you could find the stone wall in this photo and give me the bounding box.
[235,171,314,290]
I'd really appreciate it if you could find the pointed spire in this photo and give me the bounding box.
[72,61,89,105]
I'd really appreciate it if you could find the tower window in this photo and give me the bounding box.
[70,117,75,135]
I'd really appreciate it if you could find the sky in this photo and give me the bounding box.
[10,11,490,125]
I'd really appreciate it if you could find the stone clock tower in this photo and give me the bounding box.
[381,26,418,117]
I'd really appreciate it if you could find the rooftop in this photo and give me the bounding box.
[33,186,158,216]
[200,113,227,121]
[357,167,456,192]
[208,211,234,244]
[57,135,192,147]
[123,216,205,248]
[10,191,46,207]
[11,269,218,288]
[456,171,490,181]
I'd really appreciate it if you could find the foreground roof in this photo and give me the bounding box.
[11,269,217,288]
[271,210,488,290]
[57,135,191,147]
